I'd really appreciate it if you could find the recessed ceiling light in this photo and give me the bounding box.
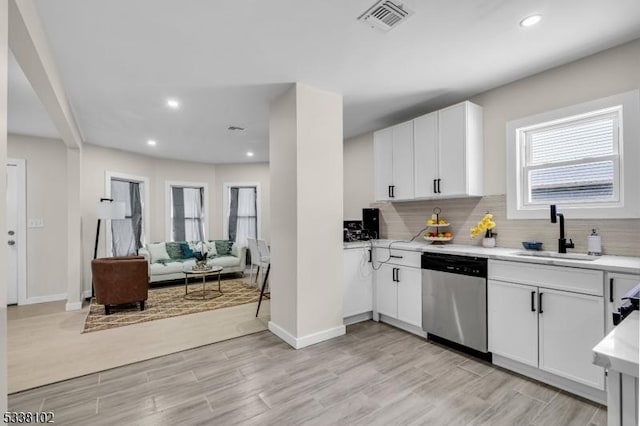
[520,14,542,27]
[166,99,180,109]
[147,139,157,146]
[246,151,254,157]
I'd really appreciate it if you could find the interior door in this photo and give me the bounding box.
[437,103,467,196]
[488,280,538,367]
[6,162,19,305]
[538,288,605,390]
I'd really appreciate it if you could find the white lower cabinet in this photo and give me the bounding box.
[606,272,640,333]
[396,267,422,327]
[488,280,538,367]
[488,260,606,392]
[374,253,422,328]
[375,263,398,318]
[343,247,373,318]
[538,288,605,389]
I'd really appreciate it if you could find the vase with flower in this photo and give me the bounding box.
[470,213,497,248]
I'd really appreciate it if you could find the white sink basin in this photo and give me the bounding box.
[514,251,599,261]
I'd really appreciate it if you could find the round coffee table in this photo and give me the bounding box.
[182,264,224,300]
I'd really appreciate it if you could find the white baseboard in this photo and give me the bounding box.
[343,311,373,326]
[268,321,346,349]
[23,293,67,305]
[65,301,83,311]
[378,314,427,338]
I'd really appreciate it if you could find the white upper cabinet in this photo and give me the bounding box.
[374,100,483,202]
[415,101,484,199]
[374,120,414,201]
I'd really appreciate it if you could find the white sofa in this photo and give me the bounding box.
[139,242,246,284]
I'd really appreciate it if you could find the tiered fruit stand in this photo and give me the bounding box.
[423,207,453,244]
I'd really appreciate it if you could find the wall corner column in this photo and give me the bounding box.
[65,147,82,311]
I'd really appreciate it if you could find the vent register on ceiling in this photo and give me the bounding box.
[358,0,413,32]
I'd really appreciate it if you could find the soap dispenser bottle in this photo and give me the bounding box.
[588,228,602,256]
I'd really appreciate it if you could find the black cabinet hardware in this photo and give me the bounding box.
[368,249,372,263]
[609,278,614,303]
[433,179,437,194]
[390,185,395,198]
[539,292,544,314]
[531,291,536,312]
[388,186,392,198]
[395,268,400,282]
[437,178,441,193]
[390,255,403,259]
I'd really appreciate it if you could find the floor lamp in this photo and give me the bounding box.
[92,198,126,297]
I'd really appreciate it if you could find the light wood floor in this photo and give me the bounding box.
[9,320,605,426]
[8,289,270,393]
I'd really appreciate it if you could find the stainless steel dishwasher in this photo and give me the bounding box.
[421,252,489,357]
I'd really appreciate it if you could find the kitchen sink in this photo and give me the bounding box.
[513,251,599,261]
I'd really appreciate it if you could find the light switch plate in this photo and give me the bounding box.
[28,218,44,228]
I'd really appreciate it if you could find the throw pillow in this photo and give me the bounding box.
[165,242,184,260]
[147,243,171,263]
[214,240,234,256]
[205,241,217,257]
[180,242,194,258]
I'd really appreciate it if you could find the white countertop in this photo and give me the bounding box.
[593,311,639,377]
[343,241,372,249]
[371,239,640,274]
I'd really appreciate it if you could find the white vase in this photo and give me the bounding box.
[482,237,496,248]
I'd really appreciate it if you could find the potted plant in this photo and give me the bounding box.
[471,213,497,248]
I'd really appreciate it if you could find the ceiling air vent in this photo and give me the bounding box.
[358,0,414,32]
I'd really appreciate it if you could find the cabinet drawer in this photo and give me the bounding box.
[374,248,421,268]
[489,260,603,296]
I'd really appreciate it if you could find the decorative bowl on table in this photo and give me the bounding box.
[193,252,209,269]
[522,241,543,251]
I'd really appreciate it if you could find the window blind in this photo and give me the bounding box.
[524,110,618,204]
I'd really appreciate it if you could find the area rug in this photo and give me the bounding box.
[83,278,261,333]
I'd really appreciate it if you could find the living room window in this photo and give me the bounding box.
[506,90,640,219]
[109,177,146,256]
[224,183,259,247]
[167,182,208,242]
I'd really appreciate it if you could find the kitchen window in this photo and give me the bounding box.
[506,90,640,219]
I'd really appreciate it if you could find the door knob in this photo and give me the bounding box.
[7,240,15,246]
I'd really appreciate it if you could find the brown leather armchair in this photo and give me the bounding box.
[91,256,149,315]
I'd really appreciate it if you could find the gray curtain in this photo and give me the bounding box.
[172,186,186,241]
[228,187,239,242]
[130,182,143,251]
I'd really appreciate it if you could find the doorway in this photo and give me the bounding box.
[6,158,26,306]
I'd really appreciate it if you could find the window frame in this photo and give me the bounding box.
[506,90,640,219]
[165,180,209,242]
[222,182,261,241]
[105,171,150,256]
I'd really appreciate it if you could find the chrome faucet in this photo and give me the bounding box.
[550,205,574,254]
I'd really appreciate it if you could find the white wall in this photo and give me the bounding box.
[343,38,640,218]
[212,163,270,242]
[7,134,68,299]
[472,38,640,195]
[269,83,344,346]
[343,132,373,221]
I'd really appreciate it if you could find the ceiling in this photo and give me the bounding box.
[7,0,640,164]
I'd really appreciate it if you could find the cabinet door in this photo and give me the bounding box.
[375,263,398,319]
[396,266,422,327]
[437,103,467,196]
[374,127,393,201]
[343,248,373,318]
[413,112,439,198]
[539,288,605,390]
[391,121,414,200]
[488,280,538,367]
[606,273,640,333]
